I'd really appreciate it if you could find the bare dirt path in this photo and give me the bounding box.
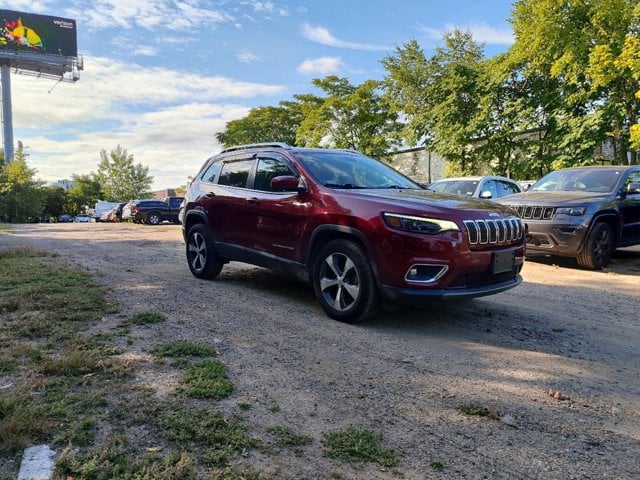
[2,223,640,479]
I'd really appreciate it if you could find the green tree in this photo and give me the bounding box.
[41,186,68,218]
[510,0,639,164]
[66,174,102,214]
[295,76,399,158]
[216,101,303,147]
[383,31,486,173]
[0,147,44,222]
[94,146,153,202]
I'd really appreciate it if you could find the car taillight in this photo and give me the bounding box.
[133,206,139,213]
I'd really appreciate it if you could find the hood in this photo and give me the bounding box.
[333,188,516,218]
[498,190,611,206]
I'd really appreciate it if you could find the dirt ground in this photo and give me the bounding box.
[2,223,640,479]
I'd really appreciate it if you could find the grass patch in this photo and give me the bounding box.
[322,426,398,468]
[152,341,216,358]
[457,404,490,416]
[267,425,313,447]
[180,359,233,399]
[127,311,166,326]
[156,408,257,466]
[56,435,197,480]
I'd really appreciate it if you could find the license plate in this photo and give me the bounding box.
[493,251,515,274]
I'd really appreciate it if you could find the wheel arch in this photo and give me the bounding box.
[304,225,379,282]
[587,212,620,249]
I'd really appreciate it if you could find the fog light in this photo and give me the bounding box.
[405,264,448,283]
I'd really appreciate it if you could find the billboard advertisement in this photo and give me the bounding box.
[1,9,77,58]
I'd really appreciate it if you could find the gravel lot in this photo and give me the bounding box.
[2,223,640,479]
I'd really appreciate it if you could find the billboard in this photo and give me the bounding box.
[1,9,77,58]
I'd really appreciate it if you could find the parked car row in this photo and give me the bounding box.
[121,197,184,225]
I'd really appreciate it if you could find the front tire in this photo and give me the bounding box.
[186,224,223,279]
[312,239,379,323]
[577,223,614,269]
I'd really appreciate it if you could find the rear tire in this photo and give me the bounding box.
[186,224,223,279]
[312,239,379,323]
[146,212,161,225]
[577,223,614,269]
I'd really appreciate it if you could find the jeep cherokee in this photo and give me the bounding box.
[181,143,526,322]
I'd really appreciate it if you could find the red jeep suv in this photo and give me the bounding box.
[181,143,525,322]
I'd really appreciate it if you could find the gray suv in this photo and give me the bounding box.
[498,166,640,269]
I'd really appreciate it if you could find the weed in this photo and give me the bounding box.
[431,460,445,469]
[322,426,398,468]
[457,404,490,416]
[238,402,252,411]
[269,402,281,413]
[180,359,233,399]
[127,312,167,326]
[268,425,313,447]
[152,341,216,358]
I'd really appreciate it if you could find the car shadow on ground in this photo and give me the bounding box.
[524,247,640,274]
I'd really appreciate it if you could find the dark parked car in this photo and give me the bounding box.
[181,143,525,322]
[122,198,183,225]
[429,175,522,200]
[59,214,74,223]
[498,166,640,269]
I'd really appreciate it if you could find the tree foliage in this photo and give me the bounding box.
[0,147,44,222]
[295,76,399,157]
[510,0,640,164]
[215,101,303,147]
[94,146,153,202]
[66,174,102,214]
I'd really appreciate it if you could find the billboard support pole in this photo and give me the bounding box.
[1,64,14,163]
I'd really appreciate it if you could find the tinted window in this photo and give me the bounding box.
[202,160,222,183]
[254,158,295,191]
[497,180,521,197]
[430,180,479,196]
[218,159,254,188]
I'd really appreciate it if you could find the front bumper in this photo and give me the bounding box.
[524,218,589,256]
[380,273,523,304]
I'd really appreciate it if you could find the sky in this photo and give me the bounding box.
[5,0,516,190]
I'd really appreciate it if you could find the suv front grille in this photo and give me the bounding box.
[463,217,523,245]
[509,205,555,220]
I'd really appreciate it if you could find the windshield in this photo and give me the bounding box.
[429,180,479,196]
[531,169,622,193]
[294,151,420,189]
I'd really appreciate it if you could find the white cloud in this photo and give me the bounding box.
[248,1,289,17]
[5,1,50,12]
[12,57,284,189]
[71,0,233,31]
[301,23,391,51]
[133,45,160,56]
[236,50,261,63]
[297,56,343,75]
[419,22,514,45]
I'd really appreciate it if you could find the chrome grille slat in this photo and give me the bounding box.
[507,205,556,220]
[463,217,523,245]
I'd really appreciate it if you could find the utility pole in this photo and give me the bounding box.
[1,63,14,164]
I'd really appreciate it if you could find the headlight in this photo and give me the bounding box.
[555,206,586,216]
[383,213,459,235]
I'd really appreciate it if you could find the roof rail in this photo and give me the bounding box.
[220,142,291,154]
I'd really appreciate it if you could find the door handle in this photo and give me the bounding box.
[205,192,216,198]
[246,197,259,205]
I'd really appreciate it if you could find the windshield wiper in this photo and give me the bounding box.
[324,183,367,189]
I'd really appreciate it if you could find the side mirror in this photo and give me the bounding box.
[625,182,640,195]
[479,191,493,199]
[271,176,305,193]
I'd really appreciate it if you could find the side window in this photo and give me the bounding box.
[498,180,520,197]
[482,180,499,199]
[624,171,640,187]
[218,159,254,188]
[254,158,295,192]
[201,160,222,183]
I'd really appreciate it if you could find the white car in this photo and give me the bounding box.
[74,214,91,223]
[429,175,523,200]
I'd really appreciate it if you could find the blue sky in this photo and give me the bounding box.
[8,0,515,189]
